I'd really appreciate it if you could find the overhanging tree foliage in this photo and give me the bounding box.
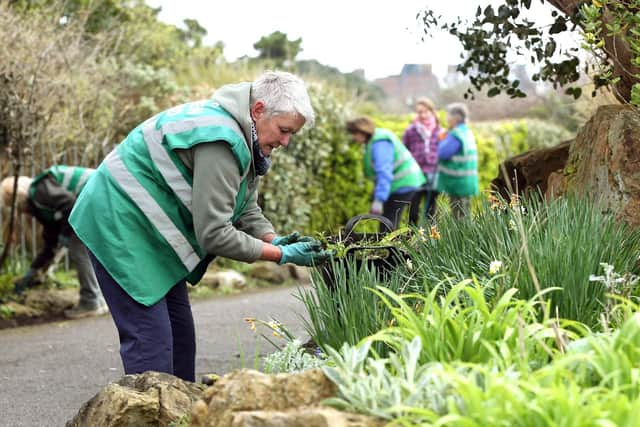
[420,0,640,105]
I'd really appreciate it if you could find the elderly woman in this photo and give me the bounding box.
[346,116,426,229]
[436,102,480,219]
[69,71,331,381]
[402,97,443,224]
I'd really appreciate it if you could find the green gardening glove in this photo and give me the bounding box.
[279,241,333,266]
[272,231,318,246]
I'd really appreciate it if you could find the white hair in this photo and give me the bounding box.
[446,102,470,123]
[251,71,315,127]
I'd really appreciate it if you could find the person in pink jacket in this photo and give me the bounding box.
[402,98,443,224]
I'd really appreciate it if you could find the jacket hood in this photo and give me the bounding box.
[212,82,254,145]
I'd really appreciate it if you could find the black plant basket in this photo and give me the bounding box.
[317,214,409,289]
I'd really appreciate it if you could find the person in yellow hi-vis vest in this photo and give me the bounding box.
[68,71,332,382]
[0,166,108,318]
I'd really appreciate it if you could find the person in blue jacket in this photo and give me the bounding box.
[346,117,426,229]
[436,103,480,219]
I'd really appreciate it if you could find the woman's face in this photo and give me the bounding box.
[251,101,305,156]
[416,104,434,123]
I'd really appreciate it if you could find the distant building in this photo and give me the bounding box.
[442,65,466,88]
[510,64,537,94]
[374,64,440,111]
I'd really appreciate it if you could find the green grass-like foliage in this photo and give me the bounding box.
[368,281,571,368]
[303,194,640,352]
[322,284,640,425]
[299,259,409,357]
[406,194,640,329]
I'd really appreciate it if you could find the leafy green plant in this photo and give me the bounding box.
[0,304,15,320]
[323,337,459,420]
[263,339,327,374]
[368,281,574,368]
[589,263,640,328]
[322,300,640,426]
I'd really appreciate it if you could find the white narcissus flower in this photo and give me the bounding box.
[406,259,413,271]
[489,260,503,275]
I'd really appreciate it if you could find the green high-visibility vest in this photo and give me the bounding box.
[363,128,426,193]
[436,124,480,197]
[69,99,252,306]
[30,165,94,222]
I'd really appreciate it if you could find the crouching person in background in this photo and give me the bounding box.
[0,166,108,318]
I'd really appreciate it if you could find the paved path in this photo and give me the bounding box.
[0,285,311,427]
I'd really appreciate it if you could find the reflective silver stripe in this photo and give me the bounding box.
[451,154,478,163]
[61,170,73,189]
[393,150,413,168]
[394,163,422,180]
[142,115,246,213]
[142,121,194,212]
[439,165,478,177]
[161,115,243,137]
[75,169,94,193]
[104,151,201,272]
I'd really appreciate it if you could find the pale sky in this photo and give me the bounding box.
[145,1,575,81]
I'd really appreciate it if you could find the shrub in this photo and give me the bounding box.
[263,339,327,374]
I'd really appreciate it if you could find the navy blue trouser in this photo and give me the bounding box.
[89,252,196,382]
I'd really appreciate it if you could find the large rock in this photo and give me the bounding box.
[191,369,382,427]
[491,140,571,198]
[229,407,384,427]
[24,288,77,314]
[247,262,291,284]
[66,371,203,427]
[550,105,640,226]
[199,271,247,291]
[1,301,44,318]
[287,265,311,284]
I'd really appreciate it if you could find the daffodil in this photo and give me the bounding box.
[489,260,503,275]
[488,193,502,210]
[430,225,441,240]
[243,317,257,332]
[509,194,521,209]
